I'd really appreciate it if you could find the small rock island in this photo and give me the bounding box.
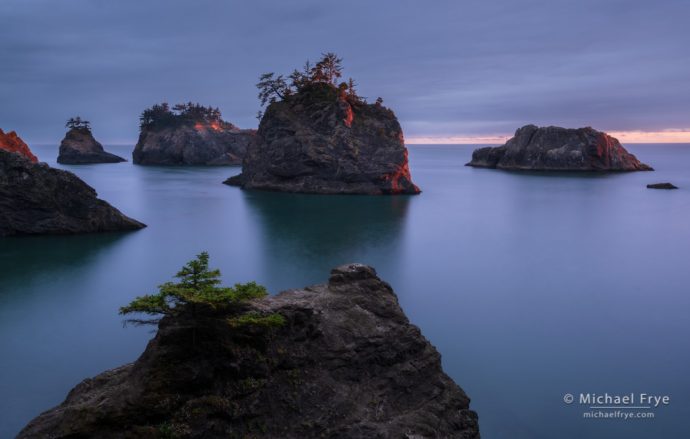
[225,53,420,194]
[647,182,678,189]
[1,130,144,236]
[18,263,479,438]
[58,117,126,164]
[133,102,255,165]
[467,124,653,172]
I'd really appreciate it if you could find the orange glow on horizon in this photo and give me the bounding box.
[407,129,690,145]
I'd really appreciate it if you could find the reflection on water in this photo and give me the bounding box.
[243,190,412,289]
[1,144,689,438]
[0,233,129,300]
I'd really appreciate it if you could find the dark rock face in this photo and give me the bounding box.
[18,264,479,438]
[0,149,145,236]
[0,128,38,163]
[467,125,653,172]
[133,121,255,166]
[58,128,126,164]
[647,182,678,189]
[225,83,420,194]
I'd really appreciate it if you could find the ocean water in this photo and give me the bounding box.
[1,144,689,438]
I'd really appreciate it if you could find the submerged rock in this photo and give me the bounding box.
[0,149,145,236]
[0,128,38,163]
[647,182,678,189]
[58,127,126,164]
[225,83,420,194]
[18,264,479,438]
[467,125,653,172]
[133,120,255,166]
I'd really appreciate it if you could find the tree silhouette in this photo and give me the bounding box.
[66,116,91,132]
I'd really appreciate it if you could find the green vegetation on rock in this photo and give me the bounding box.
[120,252,283,328]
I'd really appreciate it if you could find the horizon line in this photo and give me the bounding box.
[23,129,690,146]
[406,129,690,144]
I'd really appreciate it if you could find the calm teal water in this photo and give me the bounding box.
[1,144,689,438]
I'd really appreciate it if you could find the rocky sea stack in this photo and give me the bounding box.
[18,264,479,438]
[58,123,126,164]
[225,54,419,194]
[0,145,145,236]
[467,125,653,172]
[0,128,38,163]
[133,102,255,166]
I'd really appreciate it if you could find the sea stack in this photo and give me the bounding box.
[467,125,653,172]
[0,131,145,236]
[58,118,126,164]
[18,264,479,438]
[225,54,419,194]
[133,102,255,165]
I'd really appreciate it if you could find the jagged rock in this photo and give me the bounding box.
[133,121,255,166]
[647,182,678,189]
[0,128,38,163]
[0,149,145,236]
[225,83,420,194]
[18,264,479,438]
[58,127,126,164]
[467,125,653,172]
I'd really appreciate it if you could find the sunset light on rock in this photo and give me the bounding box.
[2,2,689,439]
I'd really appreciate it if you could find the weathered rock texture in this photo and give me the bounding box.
[0,149,145,236]
[19,264,479,438]
[58,128,126,164]
[133,121,255,166]
[225,83,420,194]
[467,125,653,172]
[0,128,38,163]
[647,182,678,189]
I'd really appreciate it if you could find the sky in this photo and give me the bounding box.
[1,0,689,144]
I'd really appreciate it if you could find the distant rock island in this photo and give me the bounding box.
[467,125,653,172]
[226,53,420,194]
[0,132,144,236]
[0,128,38,163]
[133,102,255,165]
[647,182,678,189]
[58,117,126,164]
[18,263,479,438]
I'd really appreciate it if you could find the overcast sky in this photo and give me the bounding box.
[1,0,689,144]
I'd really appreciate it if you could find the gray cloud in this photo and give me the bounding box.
[1,0,688,143]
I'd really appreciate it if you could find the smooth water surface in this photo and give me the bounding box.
[1,144,689,438]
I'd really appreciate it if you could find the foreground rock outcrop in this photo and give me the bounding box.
[58,127,126,164]
[133,108,255,166]
[225,83,420,194]
[0,149,145,236]
[19,264,479,438]
[0,128,37,163]
[467,125,653,172]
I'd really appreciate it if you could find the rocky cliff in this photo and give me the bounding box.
[225,83,420,194]
[0,149,145,235]
[467,125,653,171]
[58,128,126,164]
[133,121,255,166]
[0,128,38,163]
[18,264,479,438]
